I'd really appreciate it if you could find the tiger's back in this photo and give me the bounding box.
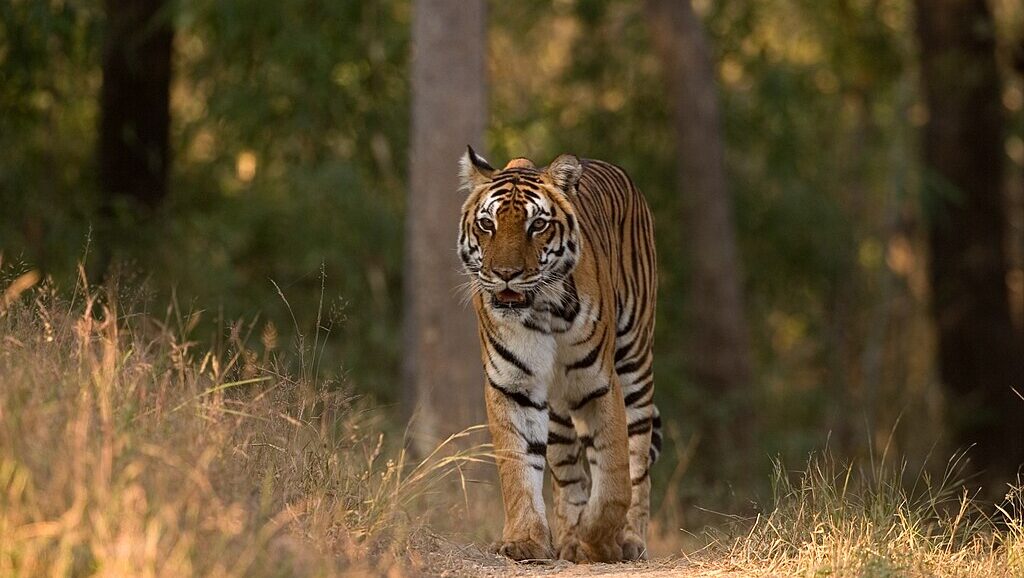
[574,160,658,440]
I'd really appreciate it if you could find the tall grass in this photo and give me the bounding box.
[5,266,1023,577]
[707,452,1024,576]
[0,268,484,577]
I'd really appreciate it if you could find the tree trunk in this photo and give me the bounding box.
[915,0,1024,489]
[98,0,173,209]
[403,0,488,453]
[645,0,755,468]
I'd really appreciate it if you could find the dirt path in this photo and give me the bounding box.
[435,558,748,577]
[412,536,750,577]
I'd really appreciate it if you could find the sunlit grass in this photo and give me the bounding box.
[3,266,1022,577]
[0,268,488,577]
[697,452,1024,576]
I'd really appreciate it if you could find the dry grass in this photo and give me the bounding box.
[2,267,1023,578]
[698,453,1024,577]
[0,268,486,577]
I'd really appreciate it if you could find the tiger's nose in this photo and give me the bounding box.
[493,267,524,281]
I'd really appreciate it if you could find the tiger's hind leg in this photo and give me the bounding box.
[619,367,657,560]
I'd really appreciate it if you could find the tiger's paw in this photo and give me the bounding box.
[493,538,553,562]
[556,536,589,563]
[556,535,623,563]
[619,530,647,561]
[582,537,623,563]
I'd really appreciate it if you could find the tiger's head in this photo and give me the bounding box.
[457,147,583,311]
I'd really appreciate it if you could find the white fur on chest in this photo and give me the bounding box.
[487,310,558,389]
[492,295,605,405]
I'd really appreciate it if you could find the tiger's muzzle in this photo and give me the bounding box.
[491,288,534,309]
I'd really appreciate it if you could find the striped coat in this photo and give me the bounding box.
[457,148,660,563]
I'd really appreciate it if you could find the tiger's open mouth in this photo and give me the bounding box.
[492,289,533,309]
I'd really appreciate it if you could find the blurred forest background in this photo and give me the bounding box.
[2,0,1023,519]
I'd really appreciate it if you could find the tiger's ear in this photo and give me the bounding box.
[545,154,582,192]
[459,145,495,192]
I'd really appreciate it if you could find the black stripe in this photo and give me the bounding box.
[571,317,600,346]
[546,241,567,258]
[616,311,636,337]
[631,365,653,387]
[531,463,545,471]
[571,385,610,410]
[615,358,645,375]
[548,431,575,445]
[623,380,653,406]
[551,452,581,467]
[526,441,547,456]
[551,471,583,488]
[566,341,602,373]
[631,467,650,485]
[552,276,580,322]
[522,318,550,334]
[549,410,573,428]
[488,334,534,376]
[579,435,594,448]
[614,341,634,363]
[488,380,546,410]
[627,417,652,436]
[650,408,663,463]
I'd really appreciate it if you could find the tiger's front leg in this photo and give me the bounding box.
[485,376,553,561]
[546,404,591,560]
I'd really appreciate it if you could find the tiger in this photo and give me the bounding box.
[457,147,661,563]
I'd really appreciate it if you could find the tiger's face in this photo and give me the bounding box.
[457,148,583,312]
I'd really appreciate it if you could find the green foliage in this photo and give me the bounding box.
[161,0,410,395]
[1,0,411,396]
[0,0,102,273]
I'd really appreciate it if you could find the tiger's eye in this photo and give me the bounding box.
[529,219,549,235]
[477,218,495,233]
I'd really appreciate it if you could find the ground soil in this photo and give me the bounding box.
[408,534,750,577]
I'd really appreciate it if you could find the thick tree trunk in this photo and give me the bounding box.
[915,0,1024,488]
[98,0,173,208]
[403,0,488,452]
[645,0,754,464]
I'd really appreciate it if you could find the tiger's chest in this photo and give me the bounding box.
[488,288,608,401]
